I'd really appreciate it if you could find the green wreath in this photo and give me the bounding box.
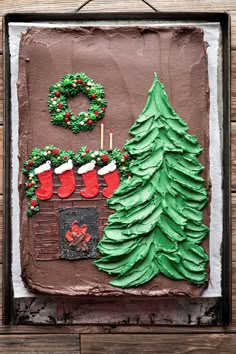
[48,73,107,134]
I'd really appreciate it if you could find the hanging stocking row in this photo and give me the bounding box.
[35,160,120,201]
[23,145,131,216]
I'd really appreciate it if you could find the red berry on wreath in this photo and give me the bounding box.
[57,103,63,109]
[102,155,109,163]
[77,79,82,84]
[28,182,33,188]
[65,112,71,117]
[28,160,33,166]
[88,120,93,125]
[85,148,90,153]
[31,200,37,207]
[52,148,59,155]
[101,107,106,112]
[25,166,29,170]
[94,111,99,116]
[82,82,86,86]
[64,156,68,160]
[91,93,96,99]
[64,117,69,122]
[124,154,129,159]
[55,91,61,97]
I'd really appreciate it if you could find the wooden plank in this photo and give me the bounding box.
[0,1,86,15]
[233,194,236,263]
[232,261,236,324]
[57,0,236,13]
[0,127,3,196]
[232,51,236,117]
[0,325,109,334]
[81,333,236,354]
[232,123,236,191]
[0,264,2,324]
[0,194,2,263]
[0,55,2,125]
[0,334,80,353]
[0,0,235,15]
[78,0,156,12]
[6,0,232,16]
[0,2,234,17]
[232,14,236,51]
[147,0,236,12]
[0,20,2,54]
[109,325,236,334]
[0,195,2,263]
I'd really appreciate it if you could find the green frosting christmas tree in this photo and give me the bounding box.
[94,74,209,288]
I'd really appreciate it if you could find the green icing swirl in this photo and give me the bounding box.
[94,73,209,288]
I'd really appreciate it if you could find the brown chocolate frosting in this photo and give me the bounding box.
[18,26,210,296]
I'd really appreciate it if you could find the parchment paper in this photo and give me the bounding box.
[9,21,222,298]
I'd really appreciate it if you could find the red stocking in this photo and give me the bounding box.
[78,161,99,198]
[35,161,53,200]
[55,159,75,198]
[98,161,120,198]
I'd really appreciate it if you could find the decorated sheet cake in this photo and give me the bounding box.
[10,23,222,298]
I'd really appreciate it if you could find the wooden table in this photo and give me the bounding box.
[1,1,236,352]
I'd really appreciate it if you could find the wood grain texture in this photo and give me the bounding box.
[232,52,236,118]
[232,195,236,263]
[147,0,236,12]
[0,196,2,263]
[0,0,235,15]
[0,0,87,15]
[232,14,236,51]
[0,56,2,124]
[0,127,3,196]
[231,123,236,191]
[0,264,2,324]
[0,334,80,353]
[8,0,236,15]
[0,325,109,334]
[232,262,236,325]
[81,333,236,354]
[78,0,156,12]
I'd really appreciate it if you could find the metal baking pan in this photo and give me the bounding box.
[3,12,231,326]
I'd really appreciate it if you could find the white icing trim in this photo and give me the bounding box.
[34,160,51,175]
[78,160,96,174]
[54,159,73,174]
[98,160,117,176]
